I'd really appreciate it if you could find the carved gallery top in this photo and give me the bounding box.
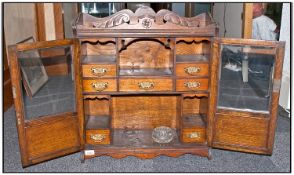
[73,6,217,37]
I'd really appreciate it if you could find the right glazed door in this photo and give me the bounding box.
[210,38,285,154]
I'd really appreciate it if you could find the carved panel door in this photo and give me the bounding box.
[8,39,84,167]
[209,38,285,154]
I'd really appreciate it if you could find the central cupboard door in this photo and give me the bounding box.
[8,39,84,167]
[209,38,285,154]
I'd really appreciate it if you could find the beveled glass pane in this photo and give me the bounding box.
[217,44,275,112]
[17,45,75,120]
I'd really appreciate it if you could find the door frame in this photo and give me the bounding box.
[208,37,285,153]
[8,39,84,167]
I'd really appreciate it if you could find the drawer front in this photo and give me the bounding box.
[181,128,206,143]
[83,79,117,92]
[86,129,110,145]
[119,78,173,92]
[176,79,208,91]
[82,64,116,77]
[176,63,209,77]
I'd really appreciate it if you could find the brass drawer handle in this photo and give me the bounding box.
[91,67,108,77]
[138,81,154,89]
[184,82,201,89]
[187,132,200,139]
[91,82,108,91]
[184,66,201,75]
[90,134,105,142]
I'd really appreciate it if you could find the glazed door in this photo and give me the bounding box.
[209,38,285,154]
[8,39,84,167]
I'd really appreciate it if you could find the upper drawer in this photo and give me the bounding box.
[83,79,117,92]
[82,64,116,78]
[176,63,209,77]
[176,78,209,91]
[119,78,173,92]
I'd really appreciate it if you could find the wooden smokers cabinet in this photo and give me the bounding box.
[8,7,285,167]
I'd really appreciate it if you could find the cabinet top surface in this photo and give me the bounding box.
[73,6,217,38]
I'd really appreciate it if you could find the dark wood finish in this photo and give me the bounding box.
[53,3,65,40]
[3,35,13,112]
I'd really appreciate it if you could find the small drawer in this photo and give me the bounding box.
[119,78,173,92]
[176,79,208,91]
[86,129,110,145]
[83,79,117,92]
[181,128,206,143]
[82,64,116,77]
[176,63,209,77]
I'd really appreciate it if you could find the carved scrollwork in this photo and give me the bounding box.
[157,9,200,27]
[85,6,213,29]
[92,9,135,28]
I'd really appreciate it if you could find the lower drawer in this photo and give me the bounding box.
[181,128,206,143]
[86,129,111,145]
[83,79,117,92]
[176,79,208,91]
[119,78,173,92]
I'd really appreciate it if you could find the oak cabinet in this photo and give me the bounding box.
[8,6,285,167]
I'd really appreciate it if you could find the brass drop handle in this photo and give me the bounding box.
[91,82,108,91]
[184,82,201,89]
[90,134,105,142]
[184,66,201,75]
[187,132,200,139]
[91,67,107,77]
[138,81,154,89]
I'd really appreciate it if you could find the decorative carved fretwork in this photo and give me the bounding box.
[87,6,214,29]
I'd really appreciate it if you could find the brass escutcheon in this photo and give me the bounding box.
[91,82,108,91]
[90,134,105,142]
[91,67,107,77]
[184,82,201,89]
[188,132,200,139]
[138,81,154,89]
[184,66,201,75]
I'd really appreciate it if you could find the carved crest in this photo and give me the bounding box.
[86,6,214,29]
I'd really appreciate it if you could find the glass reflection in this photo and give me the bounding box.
[217,45,275,112]
[17,46,75,120]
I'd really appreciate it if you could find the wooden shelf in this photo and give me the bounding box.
[176,54,209,63]
[119,68,172,76]
[86,115,110,129]
[82,55,116,64]
[182,114,206,128]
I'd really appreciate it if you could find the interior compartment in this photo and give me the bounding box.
[81,38,116,64]
[119,38,173,76]
[176,38,210,63]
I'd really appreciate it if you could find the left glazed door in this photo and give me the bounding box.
[8,39,84,167]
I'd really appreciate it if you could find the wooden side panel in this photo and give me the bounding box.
[112,96,178,129]
[213,114,269,149]
[25,114,80,160]
[84,99,109,116]
[182,98,200,115]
